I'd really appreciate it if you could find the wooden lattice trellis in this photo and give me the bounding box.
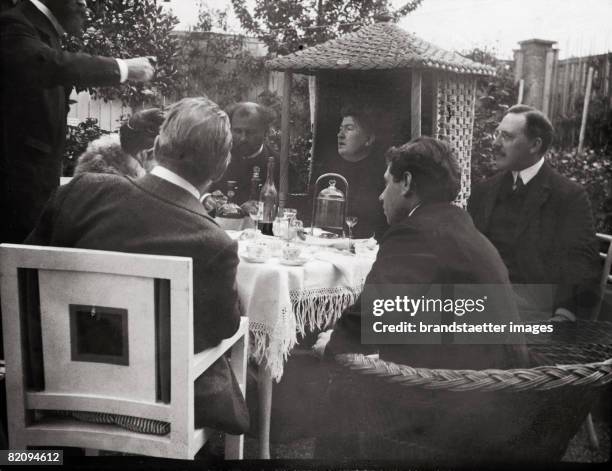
[433,74,477,208]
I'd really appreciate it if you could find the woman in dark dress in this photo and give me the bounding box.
[316,103,390,240]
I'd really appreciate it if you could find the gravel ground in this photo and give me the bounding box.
[562,416,610,463]
[243,416,610,463]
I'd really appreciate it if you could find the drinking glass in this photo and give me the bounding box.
[246,202,262,239]
[290,219,304,241]
[272,216,285,240]
[282,208,297,222]
[345,216,358,253]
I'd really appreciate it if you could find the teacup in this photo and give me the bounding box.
[246,241,270,260]
[282,244,302,261]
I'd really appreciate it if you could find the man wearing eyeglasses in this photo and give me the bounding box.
[468,105,600,321]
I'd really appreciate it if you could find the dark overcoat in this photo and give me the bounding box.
[468,162,600,317]
[326,202,528,369]
[25,173,249,433]
[0,1,120,243]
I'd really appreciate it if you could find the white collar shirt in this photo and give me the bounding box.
[29,1,129,82]
[150,166,201,201]
[30,0,65,36]
[243,144,264,161]
[408,203,422,218]
[513,157,545,186]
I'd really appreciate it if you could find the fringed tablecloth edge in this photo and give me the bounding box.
[291,285,364,336]
[249,322,297,382]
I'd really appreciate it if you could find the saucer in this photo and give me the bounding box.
[279,257,308,266]
[241,254,269,264]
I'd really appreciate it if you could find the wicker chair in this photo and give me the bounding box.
[330,320,612,464]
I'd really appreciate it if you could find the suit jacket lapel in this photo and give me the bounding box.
[513,162,552,240]
[479,172,506,233]
[22,1,61,49]
[129,174,218,225]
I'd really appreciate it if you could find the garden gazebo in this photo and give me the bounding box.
[267,15,495,209]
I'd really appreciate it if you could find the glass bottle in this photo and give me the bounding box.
[244,167,262,232]
[249,166,261,202]
[258,157,277,236]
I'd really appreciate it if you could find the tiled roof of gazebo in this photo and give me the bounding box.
[267,21,495,76]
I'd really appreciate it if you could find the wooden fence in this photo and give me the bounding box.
[550,53,612,148]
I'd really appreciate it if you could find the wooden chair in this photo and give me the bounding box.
[0,244,248,459]
[592,233,612,320]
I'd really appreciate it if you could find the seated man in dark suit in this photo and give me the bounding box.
[468,105,600,321]
[26,97,249,435]
[320,136,528,367]
[207,101,278,204]
[315,137,530,459]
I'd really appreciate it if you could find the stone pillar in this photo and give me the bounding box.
[515,39,557,114]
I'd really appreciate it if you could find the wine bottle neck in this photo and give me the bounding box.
[265,160,275,184]
[249,179,260,201]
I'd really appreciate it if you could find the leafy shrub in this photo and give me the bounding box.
[63,118,108,177]
[548,148,612,233]
[65,0,179,107]
[259,81,313,194]
[465,48,516,183]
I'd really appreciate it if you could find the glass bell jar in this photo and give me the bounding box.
[311,173,348,234]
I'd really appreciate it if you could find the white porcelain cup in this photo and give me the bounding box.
[282,244,302,261]
[246,242,269,260]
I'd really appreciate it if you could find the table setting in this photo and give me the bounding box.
[212,173,381,457]
[223,208,378,381]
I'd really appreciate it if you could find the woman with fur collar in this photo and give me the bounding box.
[74,107,164,178]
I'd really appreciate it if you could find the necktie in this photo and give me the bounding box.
[513,174,524,192]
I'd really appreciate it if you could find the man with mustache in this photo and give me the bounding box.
[468,105,600,321]
[209,101,278,204]
[0,0,155,245]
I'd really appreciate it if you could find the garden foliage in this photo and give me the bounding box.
[64,118,108,177]
[64,0,179,107]
[231,0,423,56]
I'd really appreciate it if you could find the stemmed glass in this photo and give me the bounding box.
[345,216,358,253]
[282,208,297,222]
[247,202,262,239]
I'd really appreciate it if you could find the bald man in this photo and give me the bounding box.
[211,101,279,203]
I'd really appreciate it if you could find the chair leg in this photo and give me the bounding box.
[585,413,599,450]
[258,366,273,459]
[225,326,247,460]
[224,433,244,460]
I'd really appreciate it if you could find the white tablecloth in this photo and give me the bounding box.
[235,239,377,381]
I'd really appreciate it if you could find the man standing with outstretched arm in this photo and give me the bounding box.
[0,0,155,244]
